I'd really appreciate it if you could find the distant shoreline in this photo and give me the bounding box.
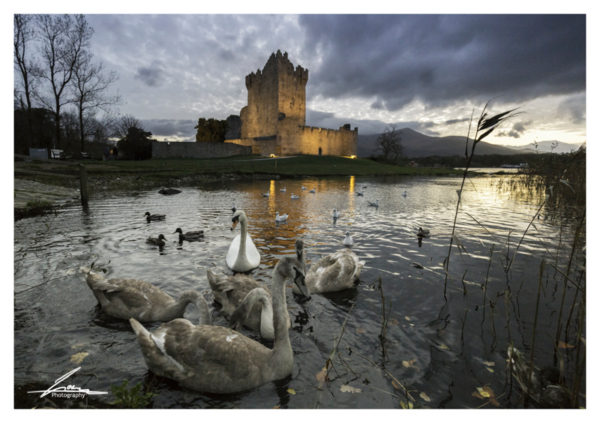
[13,155,467,219]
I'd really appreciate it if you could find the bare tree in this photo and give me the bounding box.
[113,114,142,139]
[376,126,403,162]
[35,14,93,149]
[71,51,119,152]
[14,14,39,145]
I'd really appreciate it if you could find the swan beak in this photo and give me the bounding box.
[230,220,238,231]
[293,268,310,299]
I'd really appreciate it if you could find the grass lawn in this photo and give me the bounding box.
[15,154,462,180]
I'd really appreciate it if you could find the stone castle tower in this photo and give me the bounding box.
[241,51,308,139]
[227,50,357,156]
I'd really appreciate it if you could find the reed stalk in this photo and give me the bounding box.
[571,281,585,407]
[481,245,495,323]
[444,104,519,299]
[526,260,545,400]
[554,211,585,362]
[564,269,585,341]
[481,244,494,322]
[378,276,388,361]
[504,291,513,394]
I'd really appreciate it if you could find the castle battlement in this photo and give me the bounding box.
[231,51,357,157]
[246,50,308,89]
[301,124,359,134]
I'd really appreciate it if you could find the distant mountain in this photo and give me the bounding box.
[512,140,584,154]
[359,128,534,158]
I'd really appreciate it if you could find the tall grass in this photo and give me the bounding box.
[444,104,519,297]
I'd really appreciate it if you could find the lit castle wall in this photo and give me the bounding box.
[227,50,357,156]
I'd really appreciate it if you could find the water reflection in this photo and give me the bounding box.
[14,175,584,409]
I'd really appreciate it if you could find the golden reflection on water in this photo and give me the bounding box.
[239,176,360,268]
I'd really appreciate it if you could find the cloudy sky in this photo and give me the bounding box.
[27,13,589,145]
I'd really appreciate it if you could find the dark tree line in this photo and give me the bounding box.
[14,14,121,157]
[195,117,227,143]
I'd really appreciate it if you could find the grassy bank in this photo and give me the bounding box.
[15,155,462,190]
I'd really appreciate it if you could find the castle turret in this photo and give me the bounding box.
[241,50,308,139]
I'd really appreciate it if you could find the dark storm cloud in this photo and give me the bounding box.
[299,15,586,110]
[558,93,586,124]
[142,119,196,140]
[445,117,471,125]
[498,120,531,139]
[135,61,166,87]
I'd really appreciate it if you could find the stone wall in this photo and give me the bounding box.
[152,141,251,159]
[277,121,357,156]
[226,138,278,156]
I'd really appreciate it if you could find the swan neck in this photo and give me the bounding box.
[270,270,290,351]
[238,216,247,256]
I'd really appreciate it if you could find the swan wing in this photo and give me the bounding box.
[131,318,270,393]
[307,250,362,293]
[245,235,261,268]
[207,271,263,314]
[226,234,241,269]
[229,287,272,338]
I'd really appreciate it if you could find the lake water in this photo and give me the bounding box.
[14,175,585,408]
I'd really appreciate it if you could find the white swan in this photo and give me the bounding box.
[226,210,261,273]
[343,231,354,247]
[332,208,341,219]
[275,212,288,223]
[85,270,209,323]
[129,256,306,394]
[294,247,364,294]
[301,186,307,190]
[280,187,287,192]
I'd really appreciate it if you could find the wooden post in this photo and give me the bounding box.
[79,163,89,207]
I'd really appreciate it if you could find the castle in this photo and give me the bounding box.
[226,51,358,156]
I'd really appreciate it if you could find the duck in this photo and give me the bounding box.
[417,227,430,238]
[226,210,261,273]
[290,193,300,200]
[309,189,316,194]
[129,255,306,394]
[356,191,364,197]
[85,270,209,323]
[174,228,204,242]
[332,208,341,219]
[402,190,408,198]
[146,234,166,247]
[343,231,354,247]
[158,187,181,195]
[301,186,307,190]
[207,247,309,340]
[280,187,287,192]
[275,212,288,223]
[262,192,270,198]
[367,200,379,208]
[144,212,166,222]
[294,246,364,294]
